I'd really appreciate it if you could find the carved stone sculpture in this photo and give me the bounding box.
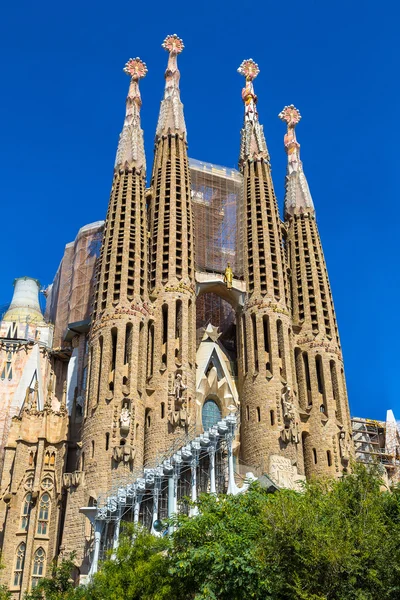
[120,404,131,433]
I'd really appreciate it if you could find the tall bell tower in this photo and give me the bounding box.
[237,61,303,474]
[61,58,150,568]
[280,105,352,477]
[145,35,196,464]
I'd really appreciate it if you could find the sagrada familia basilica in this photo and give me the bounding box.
[0,35,398,596]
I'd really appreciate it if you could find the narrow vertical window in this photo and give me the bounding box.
[330,360,342,421]
[105,433,110,451]
[175,300,182,364]
[188,299,193,365]
[303,352,312,406]
[161,402,165,419]
[124,323,133,365]
[20,494,32,531]
[86,346,93,414]
[313,448,317,464]
[327,450,332,466]
[295,348,306,409]
[270,410,275,426]
[316,355,327,414]
[37,495,50,535]
[91,440,95,458]
[80,452,85,472]
[147,321,155,378]
[246,405,250,421]
[31,547,46,588]
[137,321,145,394]
[109,328,118,392]
[162,304,168,367]
[263,315,271,373]
[316,356,324,394]
[251,314,258,372]
[13,543,26,588]
[242,315,248,374]
[97,336,103,404]
[257,407,261,422]
[277,320,286,380]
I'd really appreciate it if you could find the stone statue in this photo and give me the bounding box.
[281,385,299,444]
[120,404,131,432]
[223,263,233,289]
[339,431,351,466]
[282,385,295,423]
[174,373,187,404]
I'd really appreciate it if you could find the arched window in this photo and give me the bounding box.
[37,494,50,535]
[31,547,46,588]
[21,494,32,532]
[202,399,221,431]
[13,543,26,587]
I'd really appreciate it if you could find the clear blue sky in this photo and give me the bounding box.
[0,0,398,421]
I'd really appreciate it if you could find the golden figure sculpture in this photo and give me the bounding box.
[224,263,233,289]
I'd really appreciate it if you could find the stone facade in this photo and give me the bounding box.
[0,47,356,591]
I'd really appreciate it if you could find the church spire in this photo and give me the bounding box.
[115,57,147,172]
[238,59,269,168]
[279,105,314,218]
[156,34,186,139]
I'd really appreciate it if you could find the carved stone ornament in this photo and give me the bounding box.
[339,431,351,467]
[63,471,84,489]
[113,444,135,464]
[269,455,306,492]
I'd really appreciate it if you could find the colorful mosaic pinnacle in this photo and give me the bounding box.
[162,34,184,54]
[279,104,302,127]
[237,59,260,81]
[123,57,148,80]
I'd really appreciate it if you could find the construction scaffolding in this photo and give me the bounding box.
[190,159,242,346]
[46,222,103,348]
[352,412,400,483]
[190,158,243,278]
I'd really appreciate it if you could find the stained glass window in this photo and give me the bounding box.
[202,399,221,431]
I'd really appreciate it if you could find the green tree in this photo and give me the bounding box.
[27,466,400,600]
[24,554,80,600]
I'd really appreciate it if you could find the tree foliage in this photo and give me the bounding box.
[29,466,400,599]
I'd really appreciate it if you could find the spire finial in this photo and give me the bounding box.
[162,33,184,55]
[123,57,148,81]
[115,57,147,171]
[279,104,301,156]
[238,59,269,166]
[156,34,186,138]
[279,105,314,217]
[238,59,260,124]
